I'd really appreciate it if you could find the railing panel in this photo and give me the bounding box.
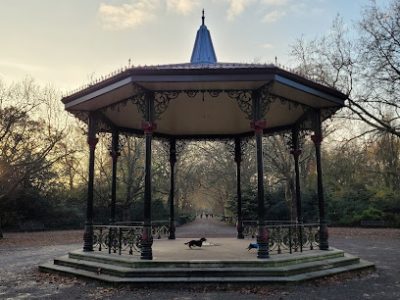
[242,221,320,255]
[93,225,143,255]
[92,222,170,255]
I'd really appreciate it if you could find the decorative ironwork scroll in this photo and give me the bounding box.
[258,82,274,116]
[157,139,187,160]
[154,91,180,119]
[92,225,143,255]
[151,221,170,239]
[130,93,147,118]
[73,111,89,125]
[302,224,320,250]
[243,220,258,239]
[226,90,253,119]
[100,83,147,117]
[242,222,320,255]
[99,83,315,130]
[282,129,307,153]
[222,139,236,158]
[206,90,222,98]
[152,89,224,118]
[297,115,314,137]
[223,138,252,160]
[321,107,338,121]
[185,90,198,98]
[270,94,310,112]
[92,222,170,255]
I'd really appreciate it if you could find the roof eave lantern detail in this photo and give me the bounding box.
[190,10,217,64]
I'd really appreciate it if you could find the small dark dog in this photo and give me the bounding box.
[184,237,207,249]
[247,243,259,251]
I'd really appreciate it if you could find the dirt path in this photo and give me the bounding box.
[0,222,400,299]
[176,216,237,238]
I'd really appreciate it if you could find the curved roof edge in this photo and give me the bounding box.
[62,63,348,103]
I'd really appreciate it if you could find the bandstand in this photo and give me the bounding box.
[40,12,374,283]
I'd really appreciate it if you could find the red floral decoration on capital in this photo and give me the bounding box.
[141,121,157,134]
[250,120,267,133]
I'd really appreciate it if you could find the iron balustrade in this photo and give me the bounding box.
[92,221,170,255]
[242,221,320,254]
[92,222,319,256]
[115,220,170,240]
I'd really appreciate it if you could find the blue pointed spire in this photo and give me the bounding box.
[190,10,217,64]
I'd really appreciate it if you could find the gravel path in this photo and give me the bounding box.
[176,217,237,237]
[0,219,399,299]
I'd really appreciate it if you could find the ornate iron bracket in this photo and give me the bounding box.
[98,82,316,131]
[320,107,338,120]
[269,93,310,112]
[152,89,223,119]
[154,91,179,119]
[283,130,305,154]
[100,83,147,118]
[130,93,147,119]
[158,138,187,161]
[226,90,253,119]
[257,82,274,117]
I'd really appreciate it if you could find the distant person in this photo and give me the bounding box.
[200,213,203,219]
[206,214,208,219]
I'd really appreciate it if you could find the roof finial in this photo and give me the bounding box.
[202,9,205,25]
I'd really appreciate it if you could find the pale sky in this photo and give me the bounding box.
[0,0,387,92]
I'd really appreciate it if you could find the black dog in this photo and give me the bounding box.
[184,237,207,249]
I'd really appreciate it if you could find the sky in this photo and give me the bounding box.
[0,0,389,92]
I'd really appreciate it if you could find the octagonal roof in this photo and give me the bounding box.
[62,14,347,139]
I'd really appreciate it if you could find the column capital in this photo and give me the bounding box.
[290,149,302,157]
[234,154,242,163]
[234,138,242,163]
[250,119,266,134]
[141,121,157,134]
[109,150,121,160]
[234,148,242,163]
[311,134,323,145]
[169,139,177,164]
[87,137,98,150]
[170,154,177,165]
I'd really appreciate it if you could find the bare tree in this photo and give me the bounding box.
[291,1,400,137]
[0,79,75,200]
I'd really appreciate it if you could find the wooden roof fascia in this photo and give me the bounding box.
[62,67,347,108]
[273,75,346,106]
[98,83,148,113]
[64,76,134,109]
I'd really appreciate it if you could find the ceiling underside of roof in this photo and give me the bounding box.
[64,71,345,138]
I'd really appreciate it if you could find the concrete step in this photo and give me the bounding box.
[68,249,345,269]
[287,259,375,282]
[39,258,374,283]
[52,253,359,278]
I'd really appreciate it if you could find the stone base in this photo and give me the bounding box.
[39,238,374,284]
